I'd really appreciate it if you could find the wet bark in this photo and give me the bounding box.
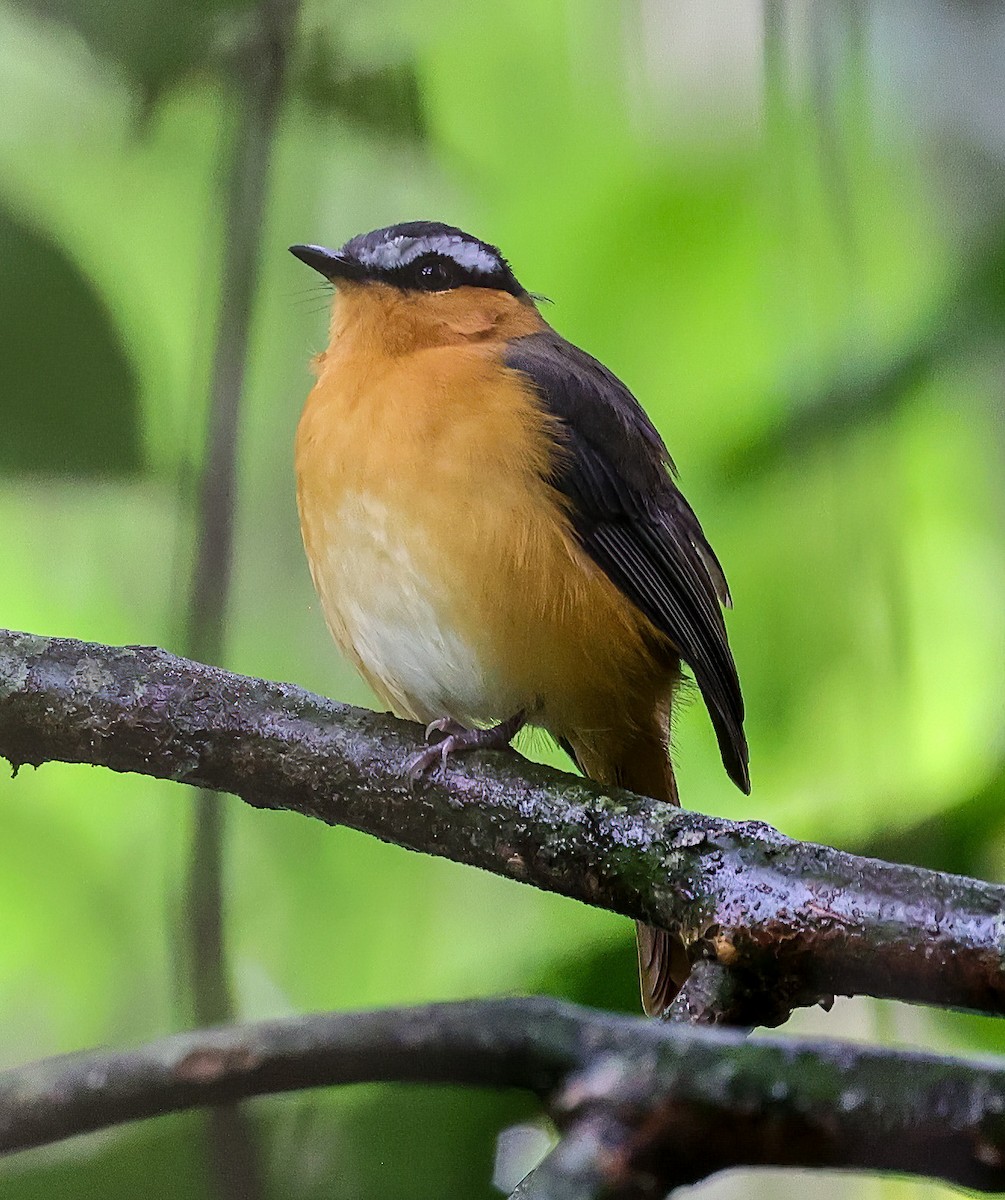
[2,996,1004,1194]
[2,627,1004,1027]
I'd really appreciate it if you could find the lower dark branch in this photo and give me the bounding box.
[1,629,1004,1020]
[2,997,1005,1192]
[509,1114,628,1199]
[550,1018,1005,1194]
[0,999,573,1155]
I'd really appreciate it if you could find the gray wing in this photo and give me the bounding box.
[504,329,749,793]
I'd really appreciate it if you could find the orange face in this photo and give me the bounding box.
[315,278,543,366]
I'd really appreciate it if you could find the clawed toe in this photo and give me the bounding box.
[406,738,456,780]
[409,719,467,778]
[424,717,465,742]
[406,710,527,782]
[406,746,436,780]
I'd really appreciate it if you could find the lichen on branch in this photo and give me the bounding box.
[1,627,1004,1026]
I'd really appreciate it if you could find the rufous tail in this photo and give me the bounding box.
[566,726,689,1017]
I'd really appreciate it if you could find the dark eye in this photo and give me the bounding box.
[413,256,456,291]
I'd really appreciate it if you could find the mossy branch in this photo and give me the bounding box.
[1,627,1004,1027]
[3,996,1005,1194]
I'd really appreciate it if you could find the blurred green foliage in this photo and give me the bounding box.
[2,0,1005,1197]
[0,206,141,475]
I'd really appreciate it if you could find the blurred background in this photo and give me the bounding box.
[2,0,1004,1196]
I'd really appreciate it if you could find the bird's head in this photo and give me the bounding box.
[290,221,540,350]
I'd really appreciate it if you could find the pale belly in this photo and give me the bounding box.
[303,489,522,725]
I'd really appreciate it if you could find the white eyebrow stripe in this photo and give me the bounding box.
[356,235,501,276]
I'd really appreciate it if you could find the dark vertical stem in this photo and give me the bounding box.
[762,0,808,373]
[183,0,299,1195]
[761,0,788,118]
[807,5,861,297]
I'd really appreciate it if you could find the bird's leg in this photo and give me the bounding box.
[406,710,526,780]
[423,717,468,742]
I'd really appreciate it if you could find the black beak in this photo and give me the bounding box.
[289,243,363,281]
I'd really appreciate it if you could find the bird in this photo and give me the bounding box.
[290,221,749,1015]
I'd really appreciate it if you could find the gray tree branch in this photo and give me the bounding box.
[2,996,1005,1194]
[1,628,1005,1028]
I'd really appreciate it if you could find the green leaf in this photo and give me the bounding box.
[294,30,425,142]
[0,205,142,477]
[9,0,245,103]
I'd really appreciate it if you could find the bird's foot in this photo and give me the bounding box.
[406,710,526,780]
[424,717,468,742]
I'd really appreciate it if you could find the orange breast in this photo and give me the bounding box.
[295,293,668,741]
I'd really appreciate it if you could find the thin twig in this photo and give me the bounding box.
[182,1,299,1194]
[663,959,755,1025]
[186,0,299,1031]
[509,1114,630,1199]
[1,629,1005,1025]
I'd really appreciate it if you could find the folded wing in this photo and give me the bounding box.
[504,330,749,793]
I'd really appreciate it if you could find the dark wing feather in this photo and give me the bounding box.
[504,329,749,793]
